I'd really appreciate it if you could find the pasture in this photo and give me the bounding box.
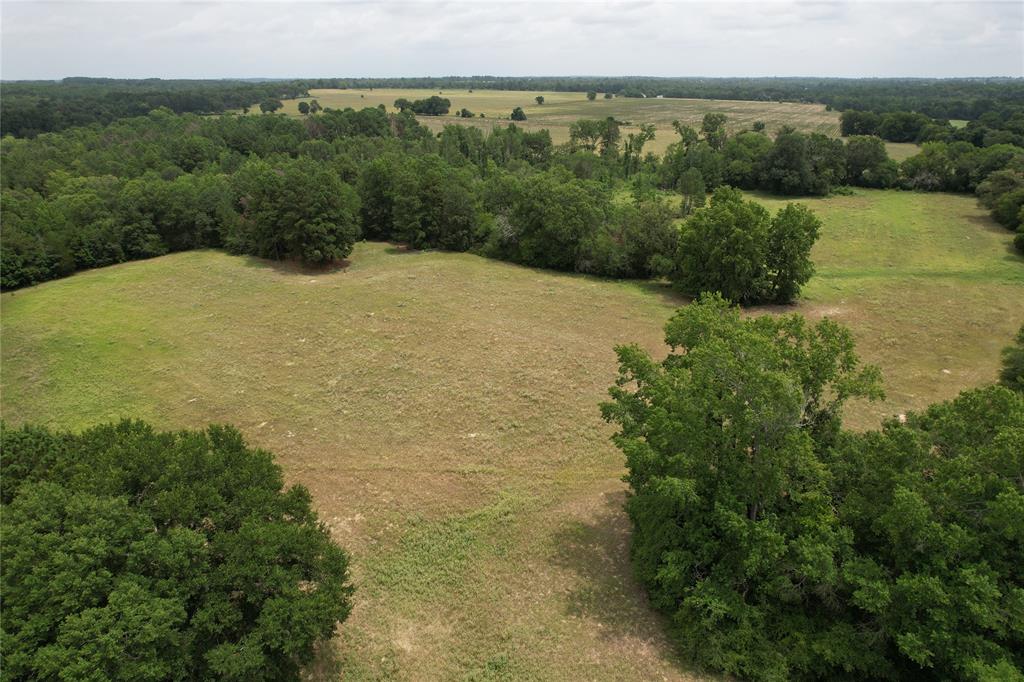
[271,87,841,154]
[2,189,1021,679]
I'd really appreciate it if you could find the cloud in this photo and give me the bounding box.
[1,1,1021,79]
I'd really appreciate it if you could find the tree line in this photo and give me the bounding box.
[299,76,1024,120]
[1,105,825,305]
[3,103,1021,297]
[0,78,309,138]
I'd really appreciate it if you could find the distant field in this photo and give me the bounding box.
[2,189,1021,679]
[267,87,840,155]
[884,141,921,161]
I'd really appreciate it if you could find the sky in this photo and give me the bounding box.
[1,0,1022,80]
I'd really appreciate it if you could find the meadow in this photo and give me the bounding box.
[2,189,1021,679]
[270,87,841,155]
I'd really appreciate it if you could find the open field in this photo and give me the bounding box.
[269,88,841,155]
[2,189,1021,679]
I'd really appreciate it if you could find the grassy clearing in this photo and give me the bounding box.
[2,189,1021,679]
[884,141,921,161]
[268,87,839,155]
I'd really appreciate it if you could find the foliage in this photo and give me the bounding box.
[602,295,883,680]
[673,186,820,304]
[604,295,1023,680]
[510,107,527,122]
[393,95,451,115]
[230,156,361,264]
[1000,325,1024,393]
[0,420,353,680]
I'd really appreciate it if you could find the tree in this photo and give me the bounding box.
[701,112,728,151]
[1,420,354,680]
[587,91,597,101]
[603,92,613,100]
[458,108,474,118]
[828,385,1024,680]
[510,107,527,121]
[999,324,1024,392]
[259,98,283,114]
[297,101,311,115]
[765,203,821,303]
[845,135,896,187]
[309,99,322,113]
[674,186,820,304]
[752,120,766,132]
[622,123,656,177]
[535,95,545,105]
[677,167,705,216]
[231,157,361,264]
[602,294,883,681]
[487,169,608,271]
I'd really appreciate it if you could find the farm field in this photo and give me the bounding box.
[269,87,841,155]
[2,189,1021,679]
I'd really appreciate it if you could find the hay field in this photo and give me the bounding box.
[2,189,1021,679]
[270,87,840,155]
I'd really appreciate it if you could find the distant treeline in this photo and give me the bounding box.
[0,78,308,137]
[4,76,1024,140]
[2,103,1021,293]
[304,76,1024,119]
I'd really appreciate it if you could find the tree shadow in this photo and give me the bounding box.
[239,255,351,276]
[633,280,692,308]
[548,490,717,677]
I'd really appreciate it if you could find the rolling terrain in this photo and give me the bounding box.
[2,189,1021,679]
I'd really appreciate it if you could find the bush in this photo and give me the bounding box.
[0,420,353,680]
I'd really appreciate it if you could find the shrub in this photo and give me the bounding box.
[1,420,353,680]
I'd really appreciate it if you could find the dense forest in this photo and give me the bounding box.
[0,78,308,137]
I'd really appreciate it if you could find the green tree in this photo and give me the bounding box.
[587,91,597,101]
[674,186,820,304]
[510,107,527,121]
[677,167,705,216]
[828,385,1024,680]
[297,101,311,115]
[231,157,361,264]
[602,294,883,681]
[1,420,354,681]
[535,95,545,105]
[259,98,284,114]
[701,112,728,150]
[999,324,1024,392]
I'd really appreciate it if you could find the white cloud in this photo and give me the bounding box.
[1,1,1021,79]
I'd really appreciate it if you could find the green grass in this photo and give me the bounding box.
[261,87,839,156]
[2,189,1021,679]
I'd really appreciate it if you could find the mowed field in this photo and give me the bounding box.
[2,189,1022,679]
[271,88,840,155]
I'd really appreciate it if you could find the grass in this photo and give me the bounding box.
[884,141,921,162]
[264,87,840,155]
[2,189,1022,679]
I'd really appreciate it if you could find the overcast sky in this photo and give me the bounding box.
[1,1,1021,80]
